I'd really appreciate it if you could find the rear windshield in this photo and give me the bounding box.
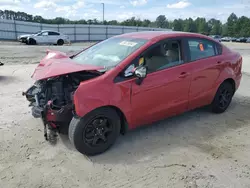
[72,37,148,70]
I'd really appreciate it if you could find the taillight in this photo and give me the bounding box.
[237,56,242,74]
[240,57,242,71]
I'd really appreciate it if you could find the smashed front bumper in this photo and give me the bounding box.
[23,84,73,142]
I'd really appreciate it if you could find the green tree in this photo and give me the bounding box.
[172,19,183,31]
[184,18,197,32]
[227,13,238,37]
[155,15,168,28]
[142,19,151,27]
[195,17,209,34]
[222,24,228,36]
[236,16,250,37]
[208,19,222,35]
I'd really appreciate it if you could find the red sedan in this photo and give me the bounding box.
[23,31,242,156]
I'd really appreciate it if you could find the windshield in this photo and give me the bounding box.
[72,37,148,70]
[34,31,42,35]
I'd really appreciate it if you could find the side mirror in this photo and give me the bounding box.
[134,66,147,85]
[135,66,147,78]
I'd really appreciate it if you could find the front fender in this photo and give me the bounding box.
[73,75,132,128]
[73,78,111,117]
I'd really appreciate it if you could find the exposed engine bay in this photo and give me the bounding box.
[23,71,101,142]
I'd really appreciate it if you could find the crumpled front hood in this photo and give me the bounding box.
[19,34,32,38]
[32,50,103,80]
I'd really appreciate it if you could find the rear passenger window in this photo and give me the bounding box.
[49,32,60,36]
[188,39,216,61]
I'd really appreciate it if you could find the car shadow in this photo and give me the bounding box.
[59,134,76,151]
[86,94,250,165]
[0,75,18,84]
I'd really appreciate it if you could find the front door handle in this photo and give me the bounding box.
[179,72,190,78]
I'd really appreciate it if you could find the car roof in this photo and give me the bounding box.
[40,30,60,33]
[116,31,214,41]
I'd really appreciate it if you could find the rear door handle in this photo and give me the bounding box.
[179,72,190,78]
[217,61,222,64]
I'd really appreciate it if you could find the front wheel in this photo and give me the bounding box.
[28,38,36,45]
[211,81,234,113]
[69,107,121,156]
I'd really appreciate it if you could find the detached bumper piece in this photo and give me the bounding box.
[32,106,43,118]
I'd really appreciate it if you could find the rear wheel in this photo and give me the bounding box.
[211,81,234,113]
[69,107,121,156]
[57,39,64,46]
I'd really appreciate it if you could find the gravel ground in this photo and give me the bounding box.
[0,41,250,188]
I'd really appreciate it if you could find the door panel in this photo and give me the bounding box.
[48,32,61,44]
[130,64,192,127]
[37,32,49,44]
[188,56,223,110]
[187,38,223,110]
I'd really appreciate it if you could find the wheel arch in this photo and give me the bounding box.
[107,105,128,135]
[82,105,129,135]
[28,37,36,45]
[57,39,64,45]
[221,78,236,94]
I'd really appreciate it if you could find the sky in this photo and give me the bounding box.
[0,0,250,23]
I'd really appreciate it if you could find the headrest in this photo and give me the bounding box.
[197,42,208,51]
[172,43,179,49]
[148,45,164,57]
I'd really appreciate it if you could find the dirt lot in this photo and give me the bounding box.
[0,41,250,188]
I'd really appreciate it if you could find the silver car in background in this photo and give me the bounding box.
[209,35,221,42]
[18,30,71,45]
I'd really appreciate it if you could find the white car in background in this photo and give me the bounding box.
[209,35,221,42]
[18,30,71,45]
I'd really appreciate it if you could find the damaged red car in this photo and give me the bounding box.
[23,31,242,156]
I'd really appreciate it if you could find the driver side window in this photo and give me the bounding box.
[144,40,183,73]
[41,32,48,36]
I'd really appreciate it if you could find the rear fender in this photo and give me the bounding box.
[216,67,235,87]
[208,67,236,103]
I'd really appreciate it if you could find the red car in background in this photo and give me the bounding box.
[23,31,242,156]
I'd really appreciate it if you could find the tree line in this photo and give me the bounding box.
[0,9,249,37]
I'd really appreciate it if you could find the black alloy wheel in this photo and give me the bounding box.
[84,117,113,147]
[69,107,121,156]
[211,81,234,113]
[218,88,232,109]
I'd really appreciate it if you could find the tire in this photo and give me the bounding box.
[28,38,36,45]
[57,39,64,46]
[211,81,234,113]
[69,107,121,156]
